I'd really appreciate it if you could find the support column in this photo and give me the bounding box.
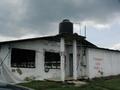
[60,38,65,82]
[73,39,77,80]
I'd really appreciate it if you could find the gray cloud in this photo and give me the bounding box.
[0,0,120,38]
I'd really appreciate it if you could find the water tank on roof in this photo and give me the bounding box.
[59,19,73,34]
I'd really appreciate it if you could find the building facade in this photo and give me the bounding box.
[0,20,120,83]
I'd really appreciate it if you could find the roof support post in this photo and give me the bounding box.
[73,39,77,80]
[60,37,65,82]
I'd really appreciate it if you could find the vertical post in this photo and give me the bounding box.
[73,39,77,80]
[60,38,65,82]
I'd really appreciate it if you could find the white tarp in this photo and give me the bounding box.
[0,59,23,84]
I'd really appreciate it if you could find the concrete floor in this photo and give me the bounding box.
[47,77,74,81]
[46,77,87,86]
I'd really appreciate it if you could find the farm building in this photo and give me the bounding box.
[0,19,120,83]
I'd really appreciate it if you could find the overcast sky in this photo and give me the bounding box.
[0,0,120,49]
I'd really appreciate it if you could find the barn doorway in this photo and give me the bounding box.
[69,54,73,77]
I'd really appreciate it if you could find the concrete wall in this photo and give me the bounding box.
[87,48,120,79]
[0,39,90,82]
[0,39,61,81]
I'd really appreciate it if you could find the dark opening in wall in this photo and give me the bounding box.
[11,48,36,68]
[45,51,60,70]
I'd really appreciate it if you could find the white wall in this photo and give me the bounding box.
[0,39,61,81]
[87,48,120,79]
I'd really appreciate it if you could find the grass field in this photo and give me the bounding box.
[18,76,120,90]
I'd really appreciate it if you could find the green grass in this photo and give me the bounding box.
[18,76,120,90]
